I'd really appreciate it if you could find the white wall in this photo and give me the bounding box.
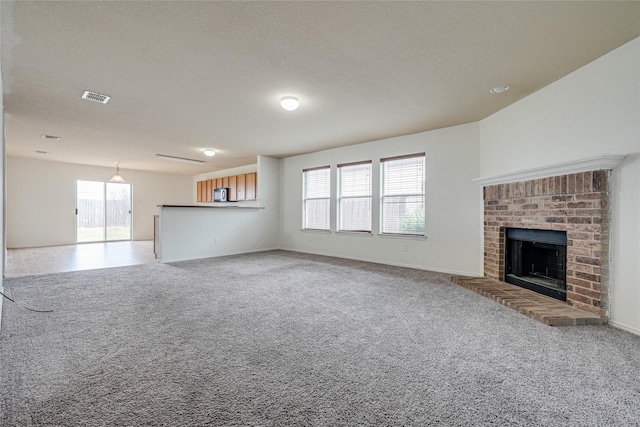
[479,38,640,334]
[278,123,482,276]
[159,156,280,262]
[6,157,193,248]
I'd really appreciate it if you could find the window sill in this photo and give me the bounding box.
[336,231,373,237]
[301,229,331,234]
[378,233,427,241]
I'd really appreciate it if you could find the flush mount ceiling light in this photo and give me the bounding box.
[155,154,205,165]
[109,162,126,182]
[82,90,111,104]
[41,134,60,140]
[489,84,511,94]
[280,96,300,111]
[203,150,216,157]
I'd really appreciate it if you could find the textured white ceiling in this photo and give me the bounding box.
[2,1,639,175]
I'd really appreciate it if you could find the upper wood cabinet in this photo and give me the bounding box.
[206,179,213,202]
[236,174,246,201]
[196,172,257,202]
[245,172,256,200]
[228,175,237,201]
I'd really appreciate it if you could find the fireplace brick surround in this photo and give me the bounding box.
[483,170,609,316]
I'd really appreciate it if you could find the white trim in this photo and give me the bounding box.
[378,233,427,241]
[301,229,331,234]
[159,247,279,263]
[0,286,4,332]
[335,231,373,237]
[277,247,479,277]
[608,320,640,337]
[472,155,626,186]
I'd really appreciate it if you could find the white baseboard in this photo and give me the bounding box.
[159,247,280,263]
[159,245,482,277]
[0,286,4,333]
[277,246,481,277]
[608,320,640,337]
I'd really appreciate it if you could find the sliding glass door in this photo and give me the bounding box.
[76,180,132,243]
[105,182,132,241]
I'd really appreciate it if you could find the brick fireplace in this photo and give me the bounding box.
[482,170,609,316]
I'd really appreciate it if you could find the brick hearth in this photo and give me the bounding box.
[451,276,604,326]
[483,170,609,316]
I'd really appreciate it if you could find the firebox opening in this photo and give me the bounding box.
[505,228,567,301]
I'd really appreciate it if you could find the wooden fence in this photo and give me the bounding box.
[77,199,131,228]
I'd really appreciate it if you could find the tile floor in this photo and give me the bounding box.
[5,241,157,277]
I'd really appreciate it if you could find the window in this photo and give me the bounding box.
[381,153,425,235]
[338,161,372,232]
[302,166,330,230]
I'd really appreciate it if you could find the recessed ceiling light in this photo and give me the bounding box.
[203,150,216,157]
[281,96,300,111]
[155,154,204,165]
[41,134,60,140]
[82,90,111,104]
[489,85,511,94]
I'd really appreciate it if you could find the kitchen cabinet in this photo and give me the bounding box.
[196,172,257,202]
[245,172,256,200]
[236,174,246,201]
[228,176,237,201]
[206,179,213,202]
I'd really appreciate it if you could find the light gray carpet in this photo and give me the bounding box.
[1,250,639,426]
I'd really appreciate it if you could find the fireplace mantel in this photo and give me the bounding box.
[473,155,625,186]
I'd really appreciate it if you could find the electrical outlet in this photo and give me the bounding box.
[402,244,407,252]
[215,236,220,244]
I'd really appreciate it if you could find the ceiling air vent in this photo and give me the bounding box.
[81,90,110,104]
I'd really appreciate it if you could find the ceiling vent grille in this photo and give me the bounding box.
[82,90,110,104]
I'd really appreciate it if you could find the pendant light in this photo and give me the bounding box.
[109,162,126,182]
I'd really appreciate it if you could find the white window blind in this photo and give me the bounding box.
[381,153,425,235]
[338,161,372,232]
[303,166,330,230]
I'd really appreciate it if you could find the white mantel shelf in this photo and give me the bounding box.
[472,155,626,186]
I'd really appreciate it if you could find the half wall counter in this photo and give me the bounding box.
[156,204,274,263]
